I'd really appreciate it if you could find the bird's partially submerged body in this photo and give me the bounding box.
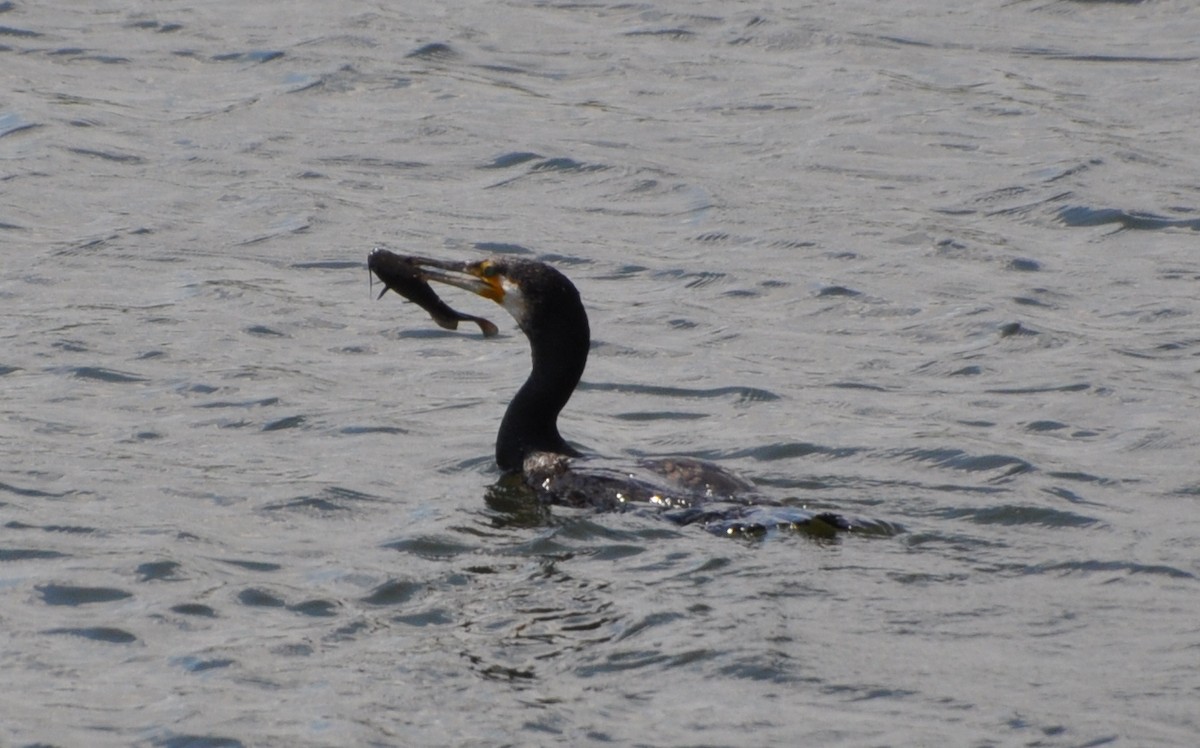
[518,452,859,537]
[368,248,886,537]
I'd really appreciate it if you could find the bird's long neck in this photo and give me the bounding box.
[495,307,589,473]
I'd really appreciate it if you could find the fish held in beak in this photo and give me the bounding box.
[368,248,498,337]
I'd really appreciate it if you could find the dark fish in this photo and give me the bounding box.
[368,249,498,337]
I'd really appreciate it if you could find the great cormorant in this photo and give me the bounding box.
[367,248,873,536]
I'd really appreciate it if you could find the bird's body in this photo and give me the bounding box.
[367,248,879,537]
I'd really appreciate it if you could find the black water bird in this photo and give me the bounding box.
[367,248,878,537]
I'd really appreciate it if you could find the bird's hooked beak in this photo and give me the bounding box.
[397,254,507,304]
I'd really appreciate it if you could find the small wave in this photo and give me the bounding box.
[384,535,477,559]
[126,20,183,33]
[0,481,70,499]
[261,414,306,431]
[582,381,779,403]
[45,627,136,644]
[68,366,147,384]
[318,155,427,171]
[480,152,541,169]
[896,447,1035,477]
[624,28,696,39]
[136,561,182,581]
[829,381,890,392]
[528,157,607,174]
[986,382,1089,394]
[473,241,533,255]
[66,147,145,164]
[1057,205,1200,231]
[211,50,283,64]
[730,441,864,462]
[682,271,727,289]
[6,520,96,534]
[0,25,42,39]
[817,285,862,298]
[340,425,409,435]
[941,504,1098,528]
[1008,257,1042,272]
[38,584,132,606]
[289,599,339,617]
[263,486,383,512]
[170,604,216,618]
[1015,48,1197,64]
[406,42,457,60]
[0,548,69,561]
[1046,470,1112,484]
[195,396,280,409]
[613,410,708,422]
[149,732,244,747]
[1030,560,1195,579]
[219,558,281,572]
[292,260,363,270]
[246,325,286,337]
[172,656,235,673]
[237,588,285,607]
[262,496,349,513]
[0,111,38,138]
[361,578,422,606]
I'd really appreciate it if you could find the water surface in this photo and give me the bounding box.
[3,1,1199,745]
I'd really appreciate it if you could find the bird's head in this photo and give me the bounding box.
[396,254,582,337]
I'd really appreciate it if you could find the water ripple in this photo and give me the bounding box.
[45,627,137,644]
[895,448,1035,477]
[1057,205,1200,231]
[581,381,780,403]
[67,366,148,383]
[38,584,132,606]
[940,504,1099,528]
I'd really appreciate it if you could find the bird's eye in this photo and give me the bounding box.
[480,261,499,278]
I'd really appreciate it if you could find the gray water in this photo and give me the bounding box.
[3,0,1199,745]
